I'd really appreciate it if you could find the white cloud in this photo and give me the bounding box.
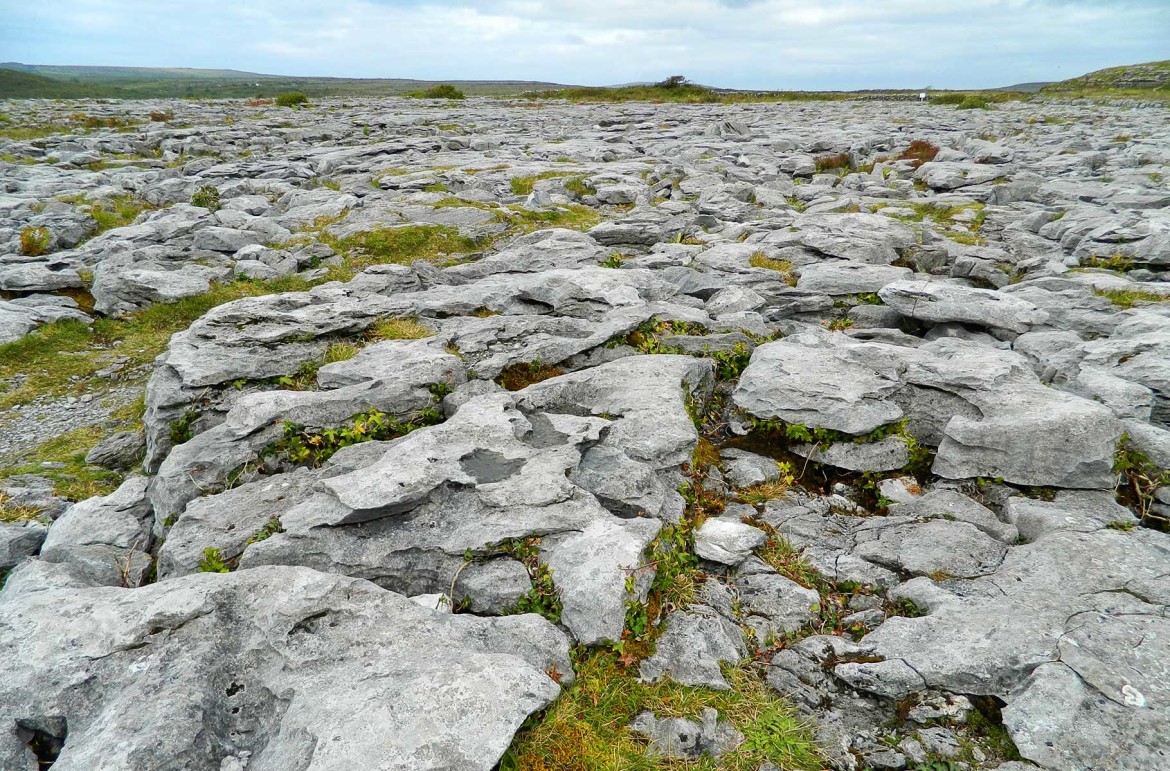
[0,0,1165,89]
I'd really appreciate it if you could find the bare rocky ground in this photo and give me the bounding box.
[1,95,1168,771]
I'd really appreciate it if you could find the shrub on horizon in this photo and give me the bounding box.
[275,91,309,108]
[413,84,466,100]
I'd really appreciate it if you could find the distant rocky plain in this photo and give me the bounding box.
[0,94,1168,771]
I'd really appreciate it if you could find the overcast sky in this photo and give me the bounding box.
[1,0,1166,90]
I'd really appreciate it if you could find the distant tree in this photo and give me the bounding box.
[657,75,690,89]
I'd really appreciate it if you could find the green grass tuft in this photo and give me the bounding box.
[501,652,822,771]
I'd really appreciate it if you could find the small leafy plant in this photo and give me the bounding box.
[190,185,221,211]
[266,406,443,468]
[199,547,231,573]
[19,225,51,256]
[246,516,284,544]
[504,537,563,623]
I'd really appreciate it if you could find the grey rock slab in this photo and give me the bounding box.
[441,228,608,283]
[568,444,679,520]
[518,354,714,471]
[1003,611,1170,771]
[693,517,767,565]
[83,430,145,470]
[39,476,153,587]
[835,659,927,699]
[0,523,47,572]
[0,565,571,771]
[859,522,1169,719]
[630,707,742,759]
[851,519,1008,579]
[235,394,652,643]
[542,517,661,645]
[733,335,904,435]
[790,436,910,473]
[157,467,330,579]
[0,297,91,344]
[796,261,913,295]
[1004,490,1136,543]
[720,448,787,489]
[793,213,917,264]
[914,161,1009,190]
[932,384,1121,489]
[891,489,1017,543]
[190,226,264,253]
[879,279,1048,334]
[91,260,230,317]
[639,607,748,690]
[735,570,821,638]
[452,558,532,615]
[149,350,463,527]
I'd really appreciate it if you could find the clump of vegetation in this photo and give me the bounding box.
[1093,287,1170,308]
[814,152,851,173]
[275,91,309,108]
[324,342,359,363]
[367,317,435,341]
[246,516,284,545]
[411,84,465,100]
[1082,253,1136,272]
[275,359,324,391]
[737,466,796,506]
[500,651,822,771]
[0,493,45,523]
[503,537,563,622]
[19,225,51,256]
[190,184,221,211]
[709,342,753,380]
[929,92,1011,109]
[169,409,199,445]
[329,225,483,272]
[497,203,602,234]
[81,194,157,235]
[825,317,856,331]
[198,547,231,573]
[149,110,174,122]
[563,176,597,198]
[748,252,797,285]
[495,360,566,391]
[898,139,940,168]
[266,406,443,468]
[887,597,927,619]
[1113,435,1170,528]
[508,170,576,197]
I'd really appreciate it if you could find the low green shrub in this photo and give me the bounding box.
[275,91,309,108]
[413,84,465,100]
[190,184,221,211]
[19,225,51,256]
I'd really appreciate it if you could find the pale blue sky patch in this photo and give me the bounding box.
[0,0,1165,89]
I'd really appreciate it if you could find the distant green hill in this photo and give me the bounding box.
[1043,60,1170,93]
[0,68,110,98]
[0,63,570,99]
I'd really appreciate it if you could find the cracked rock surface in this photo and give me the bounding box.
[2,94,1169,770]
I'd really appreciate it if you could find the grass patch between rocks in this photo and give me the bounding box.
[501,651,822,771]
[326,224,485,273]
[748,252,796,285]
[0,422,128,503]
[1093,287,1170,308]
